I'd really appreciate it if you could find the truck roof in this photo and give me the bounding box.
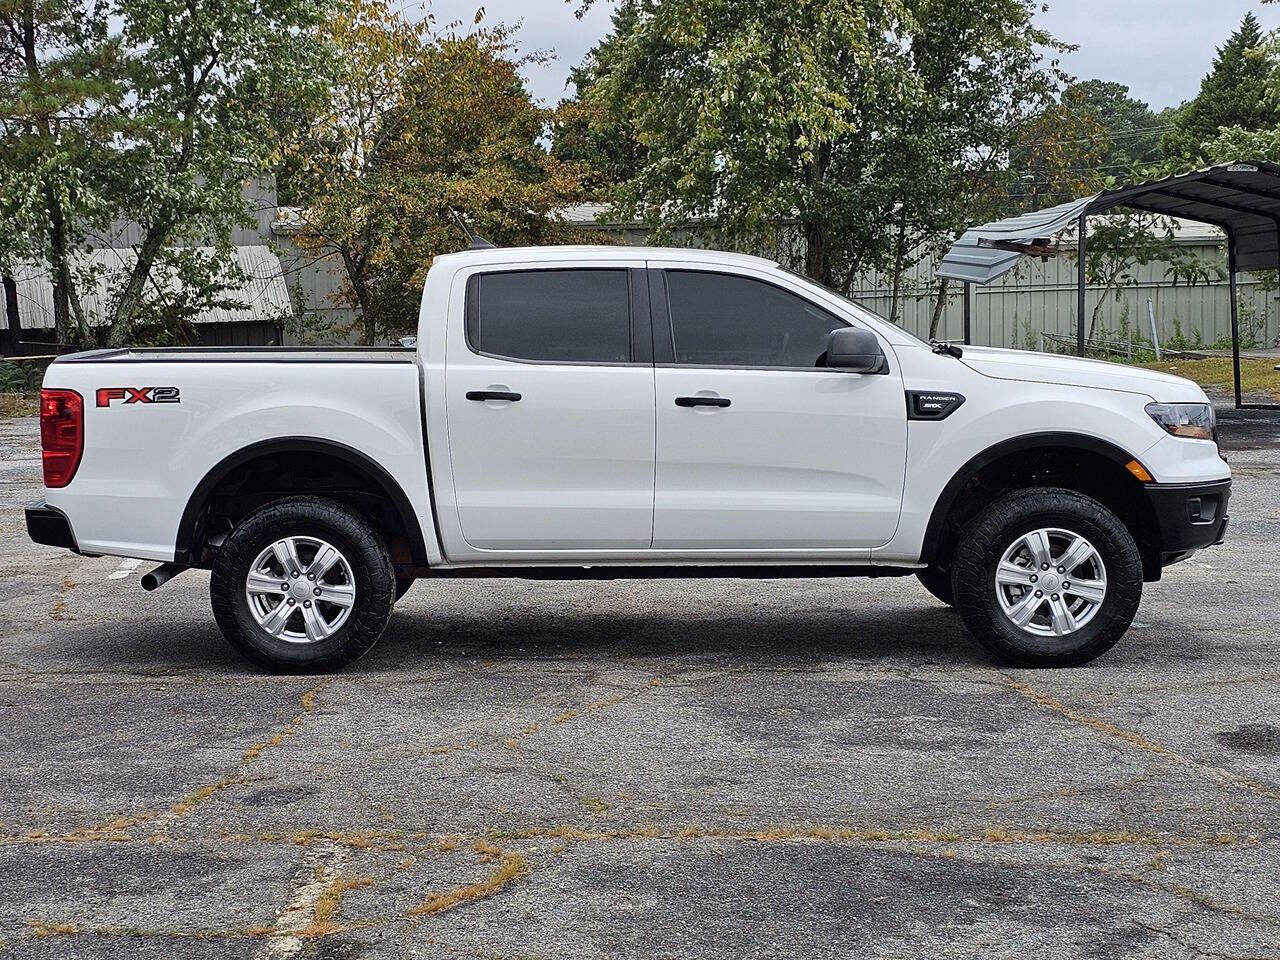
[433,244,781,271]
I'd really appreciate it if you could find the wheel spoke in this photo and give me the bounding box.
[247,570,286,595]
[1066,578,1106,603]
[260,598,295,636]
[1007,590,1043,627]
[300,604,329,642]
[996,561,1036,587]
[1056,536,1095,575]
[1025,530,1053,568]
[1047,595,1078,635]
[272,538,303,576]
[314,583,355,608]
[307,544,341,579]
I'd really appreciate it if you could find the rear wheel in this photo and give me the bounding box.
[210,496,395,672]
[951,487,1142,667]
[916,566,954,606]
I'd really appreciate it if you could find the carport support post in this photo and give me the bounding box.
[962,281,972,345]
[1229,238,1242,408]
[1076,211,1087,356]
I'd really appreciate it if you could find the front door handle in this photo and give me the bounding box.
[467,390,521,402]
[675,396,731,408]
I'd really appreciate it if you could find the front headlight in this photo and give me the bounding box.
[1145,402,1215,441]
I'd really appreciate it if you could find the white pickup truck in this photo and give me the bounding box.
[27,245,1230,671]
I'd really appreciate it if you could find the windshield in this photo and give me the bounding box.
[779,267,932,347]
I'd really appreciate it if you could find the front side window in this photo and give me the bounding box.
[665,270,845,368]
[468,269,631,363]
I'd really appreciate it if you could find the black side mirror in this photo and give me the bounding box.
[826,327,886,373]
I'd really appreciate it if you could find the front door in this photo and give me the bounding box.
[651,267,907,550]
[445,266,655,551]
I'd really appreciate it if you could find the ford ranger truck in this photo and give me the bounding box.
[25,245,1231,671]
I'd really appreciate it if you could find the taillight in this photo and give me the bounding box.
[40,388,84,488]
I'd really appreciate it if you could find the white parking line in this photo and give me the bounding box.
[106,558,143,580]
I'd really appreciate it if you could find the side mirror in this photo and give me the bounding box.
[826,327,886,373]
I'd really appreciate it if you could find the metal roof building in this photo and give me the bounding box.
[937,162,1280,408]
[10,245,292,333]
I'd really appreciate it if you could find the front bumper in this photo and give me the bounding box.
[25,500,79,552]
[1144,478,1230,563]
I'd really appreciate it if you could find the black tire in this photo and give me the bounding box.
[916,566,954,606]
[395,577,414,602]
[951,487,1142,667]
[210,496,395,672]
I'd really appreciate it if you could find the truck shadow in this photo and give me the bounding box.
[370,601,988,670]
[29,598,993,674]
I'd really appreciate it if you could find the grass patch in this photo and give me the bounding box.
[0,393,37,418]
[408,840,530,917]
[298,874,374,937]
[1137,357,1280,400]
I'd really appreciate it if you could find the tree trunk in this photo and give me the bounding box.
[800,144,833,287]
[338,247,374,345]
[21,0,87,346]
[928,277,949,341]
[107,224,169,347]
[44,187,91,346]
[3,274,21,355]
[802,218,830,288]
[1088,298,1106,345]
[889,215,908,324]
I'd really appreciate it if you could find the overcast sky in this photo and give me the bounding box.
[420,0,1280,112]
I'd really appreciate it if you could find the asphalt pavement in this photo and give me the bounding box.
[1,409,1278,959]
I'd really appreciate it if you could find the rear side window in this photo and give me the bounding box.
[467,269,632,363]
[665,270,845,368]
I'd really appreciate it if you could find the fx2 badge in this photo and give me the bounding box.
[96,386,181,407]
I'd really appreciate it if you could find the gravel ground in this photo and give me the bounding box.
[1,409,1278,959]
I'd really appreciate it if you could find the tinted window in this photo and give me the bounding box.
[469,270,631,363]
[665,271,845,367]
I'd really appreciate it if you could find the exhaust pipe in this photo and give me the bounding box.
[141,562,188,591]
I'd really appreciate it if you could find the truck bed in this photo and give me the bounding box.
[55,346,417,364]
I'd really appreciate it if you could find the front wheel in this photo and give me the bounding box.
[950,487,1143,667]
[210,496,396,672]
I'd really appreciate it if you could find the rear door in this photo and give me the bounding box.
[443,264,656,551]
[650,265,907,550]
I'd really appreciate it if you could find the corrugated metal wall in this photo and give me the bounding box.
[12,245,294,331]
[573,219,1278,351]
[848,243,1278,349]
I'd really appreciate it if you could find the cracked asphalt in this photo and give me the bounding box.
[1,408,1279,959]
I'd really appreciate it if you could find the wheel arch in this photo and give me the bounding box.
[920,431,1161,577]
[176,437,429,567]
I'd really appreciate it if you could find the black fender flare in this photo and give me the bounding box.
[918,431,1142,566]
[175,437,430,566]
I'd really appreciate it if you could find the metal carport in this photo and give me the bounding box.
[937,162,1280,409]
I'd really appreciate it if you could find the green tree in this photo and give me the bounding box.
[896,0,1069,334]
[1081,214,1175,341]
[1162,12,1279,168]
[549,2,644,198]
[1,0,328,348]
[0,0,120,344]
[289,3,585,343]
[1063,80,1166,172]
[590,0,923,287]
[102,0,330,346]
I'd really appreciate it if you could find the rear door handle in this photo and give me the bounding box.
[675,396,730,408]
[467,390,521,402]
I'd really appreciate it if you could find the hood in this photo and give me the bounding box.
[958,345,1208,402]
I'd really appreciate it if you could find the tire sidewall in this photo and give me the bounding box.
[952,488,1142,666]
[211,498,394,672]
